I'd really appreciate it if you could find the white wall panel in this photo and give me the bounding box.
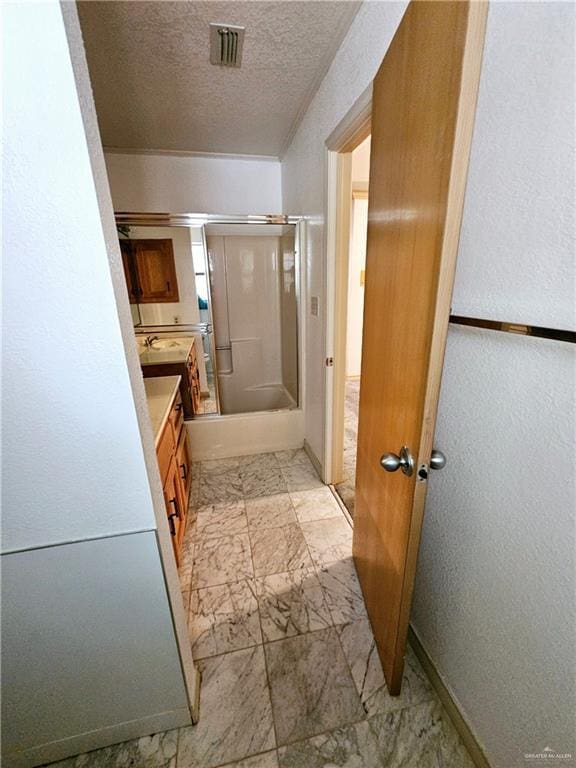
[1,532,189,767]
[452,3,575,330]
[105,152,282,215]
[412,327,576,767]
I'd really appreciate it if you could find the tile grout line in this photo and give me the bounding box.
[184,452,367,764]
[175,461,205,768]
[244,454,282,760]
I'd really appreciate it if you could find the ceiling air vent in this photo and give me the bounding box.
[209,23,245,68]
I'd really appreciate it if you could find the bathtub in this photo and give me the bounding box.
[217,380,296,415]
[186,404,304,460]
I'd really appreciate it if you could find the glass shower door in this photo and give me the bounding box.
[205,224,298,415]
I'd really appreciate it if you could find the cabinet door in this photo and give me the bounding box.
[119,240,139,304]
[134,239,179,303]
[176,427,193,506]
[163,456,186,564]
[168,390,184,445]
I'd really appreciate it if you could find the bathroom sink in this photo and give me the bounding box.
[136,336,195,365]
[147,338,192,351]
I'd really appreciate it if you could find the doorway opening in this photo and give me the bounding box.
[332,136,370,517]
[323,92,372,517]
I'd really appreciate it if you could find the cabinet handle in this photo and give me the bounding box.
[167,512,177,536]
[175,403,183,412]
[180,463,187,481]
[169,497,180,519]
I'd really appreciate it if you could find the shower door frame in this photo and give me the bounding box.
[115,213,305,418]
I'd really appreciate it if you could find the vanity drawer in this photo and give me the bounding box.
[168,390,184,442]
[176,426,192,503]
[156,420,175,484]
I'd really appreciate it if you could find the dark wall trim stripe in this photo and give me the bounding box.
[449,315,576,344]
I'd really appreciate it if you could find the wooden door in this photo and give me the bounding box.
[134,239,179,303]
[354,0,487,695]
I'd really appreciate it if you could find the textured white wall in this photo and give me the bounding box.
[105,152,282,214]
[281,1,408,460]
[2,4,190,764]
[412,328,575,768]
[411,4,576,767]
[350,135,371,185]
[451,4,575,330]
[346,197,367,378]
[3,3,156,552]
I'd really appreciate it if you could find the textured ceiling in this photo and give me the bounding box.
[77,1,361,157]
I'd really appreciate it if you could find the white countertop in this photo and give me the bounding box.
[137,337,194,367]
[144,375,181,444]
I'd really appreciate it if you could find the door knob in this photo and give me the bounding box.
[380,445,414,477]
[430,450,446,470]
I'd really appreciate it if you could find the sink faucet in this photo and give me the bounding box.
[144,335,159,349]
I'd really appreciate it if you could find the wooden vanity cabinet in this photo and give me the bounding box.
[141,339,201,419]
[156,388,193,565]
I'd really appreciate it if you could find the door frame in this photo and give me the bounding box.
[323,88,371,484]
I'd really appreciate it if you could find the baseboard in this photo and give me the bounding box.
[329,484,354,527]
[303,439,323,479]
[408,626,492,768]
[5,708,192,768]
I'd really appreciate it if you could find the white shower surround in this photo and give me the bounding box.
[207,228,299,417]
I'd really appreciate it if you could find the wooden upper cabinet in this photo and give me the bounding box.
[134,239,179,303]
[120,239,138,304]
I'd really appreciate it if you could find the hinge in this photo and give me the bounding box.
[326,357,334,367]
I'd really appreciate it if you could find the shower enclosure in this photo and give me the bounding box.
[116,213,301,426]
[206,224,298,415]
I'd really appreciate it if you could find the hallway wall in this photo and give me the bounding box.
[2,4,190,765]
[409,4,575,767]
[281,1,409,463]
[105,151,282,214]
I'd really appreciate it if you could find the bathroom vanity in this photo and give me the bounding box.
[139,336,201,418]
[144,376,193,564]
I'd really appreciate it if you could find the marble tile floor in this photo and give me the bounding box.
[334,378,360,518]
[45,449,474,768]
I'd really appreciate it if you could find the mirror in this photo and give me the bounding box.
[118,223,218,417]
[117,218,299,419]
